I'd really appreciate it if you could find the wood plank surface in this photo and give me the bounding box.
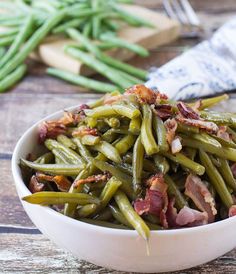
[1,1,236,273]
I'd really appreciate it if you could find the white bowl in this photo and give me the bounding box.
[12,105,236,273]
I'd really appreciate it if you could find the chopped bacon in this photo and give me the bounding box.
[36,173,71,192]
[231,163,236,178]
[38,121,66,144]
[134,174,168,222]
[164,118,178,145]
[176,206,208,227]
[75,104,90,112]
[103,95,123,105]
[185,174,217,223]
[58,111,75,125]
[176,116,219,133]
[177,102,199,119]
[29,175,45,193]
[165,197,178,228]
[153,104,172,120]
[125,84,157,104]
[171,136,182,154]
[73,173,110,188]
[217,126,231,141]
[229,205,236,217]
[72,126,99,137]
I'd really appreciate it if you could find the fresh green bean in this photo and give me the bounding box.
[162,151,205,175]
[141,104,159,155]
[0,28,18,38]
[115,134,136,155]
[164,175,188,210]
[100,33,149,57]
[182,137,236,161]
[153,115,169,152]
[93,141,121,163]
[153,154,170,174]
[0,15,34,69]
[21,159,85,176]
[0,64,26,93]
[199,150,234,208]
[114,190,150,239]
[81,134,101,146]
[83,20,92,37]
[47,68,118,93]
[53,18,85,33]
[57,134,77,150]
[23,191,100,205]
[218,158,236,191]
[132,136,144,194]
[0,11,65,80]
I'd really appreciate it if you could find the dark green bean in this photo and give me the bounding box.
[218,158,236,191]
[153,115,169,152]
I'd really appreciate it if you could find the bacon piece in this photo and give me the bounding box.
[29,175,45,193]
[191,100,202,111]
[185,174,217,223]
[177,102,199,119]
[125,84,157,104]
[72,126,99,137]
[217,126,231,141]
[171,136,182,154]
[176,116,219,133]
[73,173,110,188]
[36,173,71,192]
[164,118,178,145]
[104,95,123,105]
[229,205,236,217]
[58,111,75,125]
[38,121,66,143]
[176,206,208,227]
[165,197,178,228]
[153,104,172,120]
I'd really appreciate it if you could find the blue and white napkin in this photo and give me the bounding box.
[146,17,236,100]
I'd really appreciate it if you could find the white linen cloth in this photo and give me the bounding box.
[146,17,236,100]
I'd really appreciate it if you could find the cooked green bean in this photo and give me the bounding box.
[164,175,188,210]
[109,204,132,228]
[77,204,97,218]
[102,129,118,143]
[93,207,113,221]
[93,141,121,163]
[189,94,228,110]
[199,150,234,208]
[80,218,129,229]
[153,115,169,152]
[200,111,236,127]
[81,134,101,146]
[162,152,205,175]
[115,134,136,155]
[72,137,92,163]
[141,104,159,155]
[227,127,236,143]
[23,191,100,205]
[21,159,85,176]
[129,117,141,134]
[213,135,236,149]
[132,136,144,194]
[218,158,236,191]
[57,134,76,150]
[177,123,199,134]
[0,64,26,93]
[104,117,120,128]
[34,152,54,164]
[114,190,150,239]
[153,154,170,174]
[190,132,222,148]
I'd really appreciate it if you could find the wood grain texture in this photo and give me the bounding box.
[1,233,236,274]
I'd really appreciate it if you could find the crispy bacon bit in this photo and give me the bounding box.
[217,126,231,141]
[58,111,75,125]
[72,126,99,137]
[134,174,168,221]
[125,84,157,104]
[176,116,219,133]
[38,121,66,143]
[165,197,178,228]
[231,163,236,178]
[185,174,217,223]
[73,174,110,188]
[36,173,71,192]
[153,104,172,120]
[171,136,182,154]
[177,102,199,119]
[104,95,123,105]
[29,175,45,193]
[176,206,208,227]
[229,205,236,217]
[164,118,178,145]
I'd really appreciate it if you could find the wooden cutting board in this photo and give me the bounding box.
[35,4,181,76]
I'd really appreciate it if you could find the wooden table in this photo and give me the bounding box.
[1,1,236,273]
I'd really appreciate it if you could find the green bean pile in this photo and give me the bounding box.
[21,85,236,239]
[0,0,151,93]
